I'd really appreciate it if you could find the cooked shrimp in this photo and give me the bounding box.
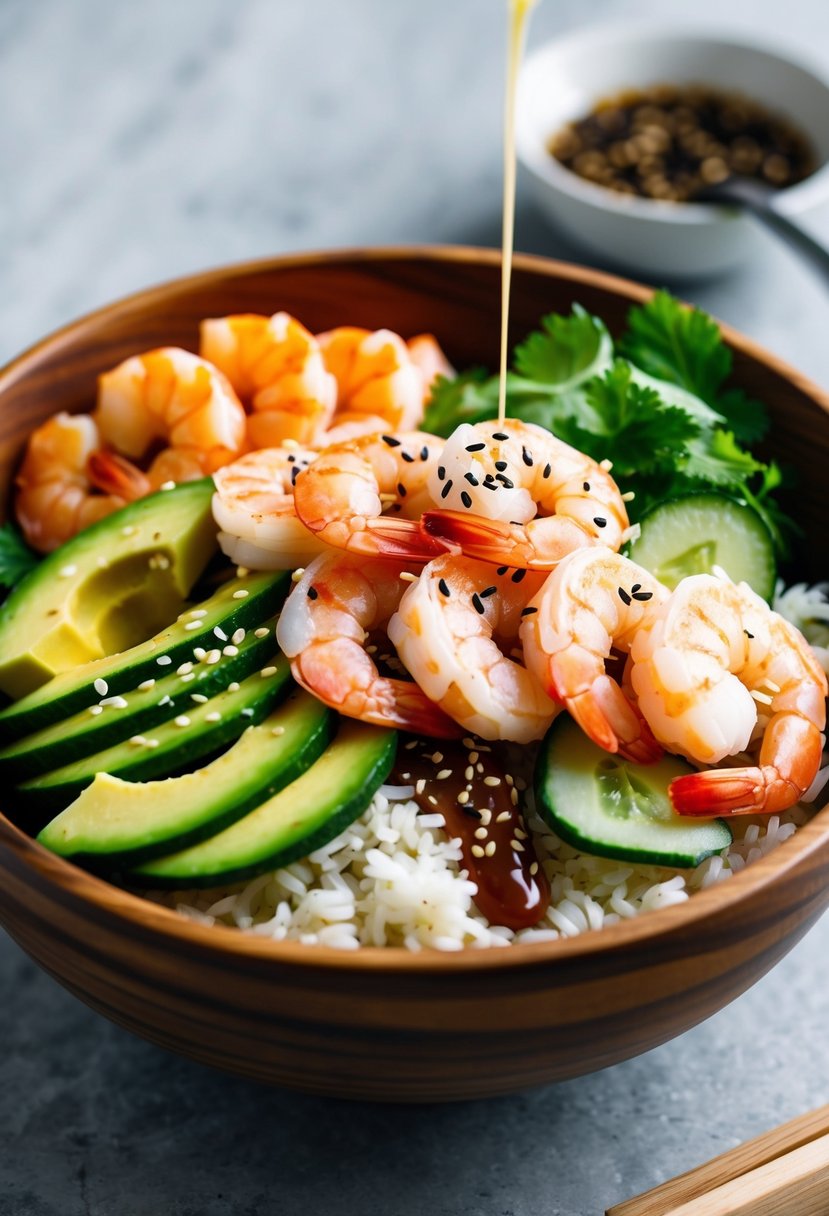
[519,549,669,763]
[292,431,450,560]
[406,333,455,390]
[14,413,129,552]
[421,420,629,569]
[95,347,247,485]
[629,573,828,816]
[318,327,428,433]
[387,554,558,742]
[275,553,461,736]
[210,447,332,571]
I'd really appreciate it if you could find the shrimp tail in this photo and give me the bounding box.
[567,677,663,766]
[670,712,824,817]
[87,450,153,502]
[421,509,593,570]
[357,516,457,561]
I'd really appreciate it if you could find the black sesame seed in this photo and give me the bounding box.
[521,606,538,616]
[522,447,533,467]
[307,586,319,601]
[463,807,483,820]
[543,463,552,478]
[495,460,508,472]
[583,481,590,491]
[471,593,485,615]
[745,629,755,639]
[440,480,453,499]
[461,491,473,509]
[420,446,429,461]
[631,583,641,593]
[438,578,450,597]
[437,465,446,481]
[382,435,401,447]
[632,590,653,602]
[492,432,509,441]
[464,472,479,486]
[287,454,296,463]
[466,442,486,452]
[496,475,515,489]
[482,480,498,491]
[401,451,415,463]
[617,587,632,606]
[497,566,509,576]
[397,482,407,497]
[480,586,497,598]
[290,467,299,486]
[511,569,527,584]
[593,516,607,528]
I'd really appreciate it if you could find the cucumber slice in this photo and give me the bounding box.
[535,715,732,868]
[628,493,776,599]
[36,691,333,868]
[131,721,397,888]
[17,654,292,812]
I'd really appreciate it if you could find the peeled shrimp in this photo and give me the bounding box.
[421,420,629,569]
[388,554,558,742]
[406,333,455,390]
[629,573,828,816]
[95,347,247,487]
[200,313,337,448]
[519,548,669,764]
[292,431,450,560]
[211,448,331,571]
[14,413,128,552]
[275,552,460,737]
[318,327,430,434]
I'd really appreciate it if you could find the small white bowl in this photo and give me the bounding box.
[517,24,829,279]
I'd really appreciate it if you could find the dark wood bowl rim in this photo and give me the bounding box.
[1,244,827,974]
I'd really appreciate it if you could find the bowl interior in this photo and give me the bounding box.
[517,26,829,220]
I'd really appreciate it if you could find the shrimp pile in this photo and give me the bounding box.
[16,310,826,822]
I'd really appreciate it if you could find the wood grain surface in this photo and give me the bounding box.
[0,248,828,1101]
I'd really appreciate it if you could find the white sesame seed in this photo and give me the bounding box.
[157,655,172,666]
[291,568,305,583]
[480,809,492,826]
[462,737,476,749]
[88,705,103,716]
[751,689,773,705]
[177,662,193,676]
[121,525,136,537]
[241,707,254,717]
[206,649,221,665]
[457,791,470,804]
[599,459,613,472]
[174,715,191,727]
[469,751,479,763]
[227,682,240,693]
[398,571,418,583]
[59,564,77,578]
[271,725,285,737]
[621,491,636,502]
[505,774,514,786]
[515,827,528,840]
[231,629,245,646]
[465,766,474,780]
[530,862,539,875]
[205,712,222,723]
[189,609,208,619]
[260,666,277,678]
[474,826,488,840]
[431,752,444,764]
[254,627,269,638]
[496,811,511,823]
[510,787,519,805]
[180,672,195,682]
[415,779,426,795]
[232,589,249,599]
[236,566,250,578]
[512,839,525,852]
[137,679,155,692]
[483,776,501,787]
[184,620,202,631]
[404,740,418,750]
[484,841,496,857]
[193,647,207,661]
[190,694,208,704]
[145,738,160,748]
[160,480,176,490]
[222,645,239,657]
[214,626,228,642]
[93,678,108,696]
[158,695,172,707]
[129,736,147,747]
[99,695,128,709]
[436,768,452,780]
[476,762,484,773]
[471,844,485,858]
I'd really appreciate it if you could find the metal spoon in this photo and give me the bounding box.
[696,176,829,288]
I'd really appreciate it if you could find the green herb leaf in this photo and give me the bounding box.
[0,522,39,590]
[513,305,613,388]
[423,369,499,437]
[619,291,732,401]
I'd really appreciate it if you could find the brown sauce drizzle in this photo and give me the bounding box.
[392,738,550,930]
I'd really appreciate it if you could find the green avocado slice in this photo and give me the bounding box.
[0,623,277,779]
[0,479,219,698]
[36,690,333,867]
[131,721,397,888]
[0,571,289,742]
[19,654,292,813]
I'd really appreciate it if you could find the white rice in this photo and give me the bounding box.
[149,584,829,951]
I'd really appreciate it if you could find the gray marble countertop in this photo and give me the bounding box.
[2,1,829,1213]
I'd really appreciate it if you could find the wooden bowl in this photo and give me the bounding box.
[0,248,827,1103]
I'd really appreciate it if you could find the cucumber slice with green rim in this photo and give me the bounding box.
[0,571,288,742]
[627,493,776,599]
[131,720,397,888]
[0,625,276,779]
[18,654,292,812]
[535,715,732,869]
[36,690,333,868]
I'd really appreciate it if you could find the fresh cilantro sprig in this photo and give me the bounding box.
[422,292,793,557]
[0,522,39,592]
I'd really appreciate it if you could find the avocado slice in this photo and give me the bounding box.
[0,570,289,742]
[19,654,292,813]
[0,623,277,779]
[130,721,397,888]
[0,479,218,699]
[36,690,333,867]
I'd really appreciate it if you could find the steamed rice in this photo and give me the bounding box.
[149,586,829,951]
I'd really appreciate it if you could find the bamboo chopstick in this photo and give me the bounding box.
[607,1104,829,1216]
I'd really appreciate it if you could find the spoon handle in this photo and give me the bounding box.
[743,197,829,289]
